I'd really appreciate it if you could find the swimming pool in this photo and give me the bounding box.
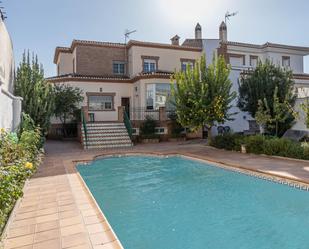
[77,155,309,249]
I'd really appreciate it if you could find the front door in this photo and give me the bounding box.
[121,97,130,119]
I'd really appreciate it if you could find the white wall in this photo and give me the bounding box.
[57,52,74,75]
[128,46,202,76]
[0,18,22,131]
[51,81,133,122]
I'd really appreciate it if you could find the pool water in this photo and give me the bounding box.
[77,156,309,249]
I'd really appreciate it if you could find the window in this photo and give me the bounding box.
[282,56,290,67]
[88,94,114,111]
[181,61,194,71]
[250,56,258,67]
[143,59,156,72]
[113,62,125,75]
[155,127,166,134]
[146,83,171,110]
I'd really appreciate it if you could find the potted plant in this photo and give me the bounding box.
[139,116,160,143]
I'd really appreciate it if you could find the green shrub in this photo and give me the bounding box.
[210,133,244,151]
[211,133,309,160]
[0,126,42,234]
[243,135,266,154]
[140,116,159,139]
[244,135,309,160]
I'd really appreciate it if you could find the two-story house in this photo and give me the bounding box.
[47,35,202,148]
[49,39,202,119]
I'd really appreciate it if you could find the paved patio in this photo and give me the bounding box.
[1,140,309,249]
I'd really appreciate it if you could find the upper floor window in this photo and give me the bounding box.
[282,56,290,68]
[143,60,156,72]
[228,54,245,67]
[250,55,258,67]
[113,62,125,75]
[181,60,194,71]
[141,56,159,73]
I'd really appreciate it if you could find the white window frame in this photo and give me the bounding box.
[143,59,156,72]
[113,61,125,75]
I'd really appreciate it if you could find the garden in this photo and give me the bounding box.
[0,114,42,233]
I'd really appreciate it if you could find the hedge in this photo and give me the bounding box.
[211,134,309,160]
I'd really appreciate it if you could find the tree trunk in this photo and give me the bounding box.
[207,126,212,145]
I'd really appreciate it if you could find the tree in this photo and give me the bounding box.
[301,97,309,128]
[255,87,297,136]
[171,55,236,142]
[14,52,55,135]
[54,84,84,137]
[238,60,297,136]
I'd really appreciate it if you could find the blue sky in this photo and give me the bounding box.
[3,0,309,76]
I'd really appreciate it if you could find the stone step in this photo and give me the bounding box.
[83,127,127,132]
[83,142,132,148]
[82,136,131,142]
[81,122,133,149]
[88,138,131,144]
[85,123,125,127]
[82,132,129,137]
[85,143,133,149]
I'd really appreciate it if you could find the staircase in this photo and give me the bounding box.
[81,122,133,149]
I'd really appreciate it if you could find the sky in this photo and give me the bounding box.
[3,0,309,77]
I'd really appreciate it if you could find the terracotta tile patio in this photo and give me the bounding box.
[1,140,309,249]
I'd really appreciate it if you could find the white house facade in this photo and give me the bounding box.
[47,22,309,147]
[0,13,22,131]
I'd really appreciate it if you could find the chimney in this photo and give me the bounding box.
[171,35,180,45]
[219,21,227,42]
[195,23,202,39]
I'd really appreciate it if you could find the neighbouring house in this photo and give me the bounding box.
[47,22,309,148]
[183,22,309,136]
[0,11,22,131]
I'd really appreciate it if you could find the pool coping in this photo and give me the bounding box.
[75,169,125,249]
[73,151,309,248]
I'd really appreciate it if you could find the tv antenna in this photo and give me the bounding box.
[123,29,137,74]
[0,1,7,20]
[225,11,238,23]
[124,29,137,44]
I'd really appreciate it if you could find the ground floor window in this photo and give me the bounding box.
[146,83,172,110]
[87,93,115,111]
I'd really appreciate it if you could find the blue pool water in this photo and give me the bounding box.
[77,156,309,249]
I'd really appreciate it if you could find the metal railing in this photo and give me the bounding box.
[131,107,159,121]
[81,110,88,149]
[123,110,133,139]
